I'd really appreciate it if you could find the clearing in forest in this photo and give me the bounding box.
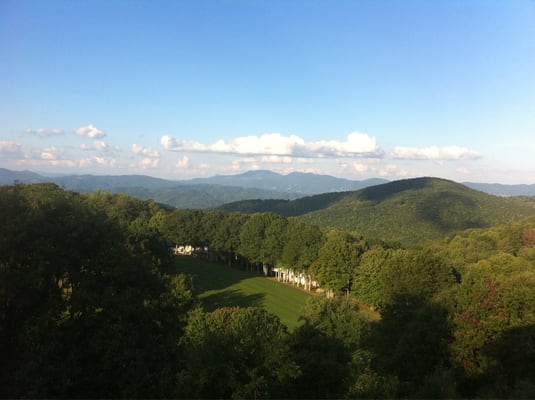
[174,256,310,330]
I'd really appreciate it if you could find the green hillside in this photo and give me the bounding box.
[221,177,535,246]
[219,191,347,216]
[301,177,535,245]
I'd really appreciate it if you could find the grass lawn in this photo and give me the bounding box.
[174,256,312,330]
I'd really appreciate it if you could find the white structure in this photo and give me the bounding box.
[172,244,208,256]
[272,267,319,291]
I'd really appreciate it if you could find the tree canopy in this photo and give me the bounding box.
[1,183,534,398]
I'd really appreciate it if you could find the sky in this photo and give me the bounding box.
[1,0,534,184]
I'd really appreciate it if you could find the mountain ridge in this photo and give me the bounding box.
[2,168,535,202]
[186,169,388,194]
[0,168,385,208]
[221,177,535,246]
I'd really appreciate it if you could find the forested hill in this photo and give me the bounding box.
[0,168,297,208]
[0,168,383,208]
[221,177,535,246]
[2,183,535,398]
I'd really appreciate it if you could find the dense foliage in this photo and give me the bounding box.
[0,184,194,397]
[222,177,535,245]
[1,183,534,398]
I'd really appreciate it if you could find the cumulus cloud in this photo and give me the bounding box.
[378,164,409,178]
[139,158,160,169]
[79,156,117,168]
[94,141,110,151]
[353,162,370,173]
[390,145,480,161]
[36,146,76,167]
[132,144,160,158]
[75,124,106,139]
[228,158,261,172]
[261,155,293,163]
[80,140,118,152]
[160,132,382,158]
[176,156,190,169]
[0,141,23,158]
[48,160,77,167]
[25,128,64,137]
[41,146,62,160]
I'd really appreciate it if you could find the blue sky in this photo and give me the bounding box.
[1,0,534,183]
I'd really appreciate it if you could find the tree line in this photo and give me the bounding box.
[1,183,534,398]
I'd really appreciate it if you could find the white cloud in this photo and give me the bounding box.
[79,158,92,167]
[139,158,160,169]
[160,131,382,158]
[81,140,117,152]
[353,162,370,173]
[228,158,261,172]
[36,146,77,167]
[298,132,381,157]
[75,124,106,139]
[261,155,292,163]
[79,156,117,168]
[25,128,65,137]
[0,141,23,158]
[132,144,160,158]
[378,164,409,178]
[48,160,76,167]
[41,146,62,160]
[94,141,110,151]
[390,145,480,161]
[176,156,190,169]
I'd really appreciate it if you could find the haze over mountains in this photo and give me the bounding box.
[0,168,389,208]
[2,168,535,245]
[2,167,535,201]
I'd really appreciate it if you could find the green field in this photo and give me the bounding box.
[174,256,312,330]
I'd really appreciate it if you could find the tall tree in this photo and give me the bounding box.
[311,230,368,296]
[212,212,248,265]
[239,213,287,272]
[281,219,324,271]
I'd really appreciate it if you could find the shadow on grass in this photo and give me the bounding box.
[174,256,254,292]
[201,289,265,312]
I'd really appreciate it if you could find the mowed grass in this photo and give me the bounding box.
[174,256,311,330]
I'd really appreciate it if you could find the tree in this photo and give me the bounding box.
[239,213,287,273]
[311,230,368,296]
[352,246,393,308]
[0,184,194,397]
[368,296,453,397]
[377,248,456,307]
[161,209,206,247]
[281,219,324,270]
[451,266,535,397]
[212,212,248,265]
[289,297,372,399]
[178,307,298,399]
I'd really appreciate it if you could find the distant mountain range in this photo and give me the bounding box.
[2,168,534,245]
[187,170,388,195]
[0,168,387,208]
[2,168,534,208]
[463,182,535,197]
